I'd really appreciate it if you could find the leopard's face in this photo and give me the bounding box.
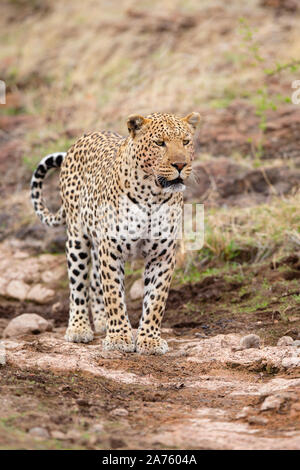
[127,112,200,193]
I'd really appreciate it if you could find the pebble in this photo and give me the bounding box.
[110,408,129,417]
[76,398,91,407]
[195,333,207,339]
[236,406,252,419]
[277,336,294,347]
[41,266,65,284]
[260,395,283,411]
[247,416,268,425]
[282,357,300,368]
[3,313,50,338]
[240,334,260,350]
[27,284,55,304]
[6,280,29,301]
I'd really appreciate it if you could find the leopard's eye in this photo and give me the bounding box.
[183,139,190,146]
[155,140,166,147]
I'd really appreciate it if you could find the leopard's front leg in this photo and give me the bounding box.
[99,241,135,353]
[136,241,177,355]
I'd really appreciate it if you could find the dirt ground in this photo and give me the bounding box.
[1,0,300,450]
[1,329,300,450]
[1,246,300,450]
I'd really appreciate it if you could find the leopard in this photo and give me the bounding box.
[30,112,200,355]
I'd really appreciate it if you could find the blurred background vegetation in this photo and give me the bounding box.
[1,0,300,273]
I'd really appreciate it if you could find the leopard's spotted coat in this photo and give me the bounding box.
[31,112,200,355]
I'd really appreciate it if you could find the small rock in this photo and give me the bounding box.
[130,278,144,300]
[247,416,268,425]
[236,406,252,419]
[27,284,55,304]
[51,430,67,440]
[6,280,30,301]
[261,394,283,411]
[277,336,294,347]
[0,344,5,366]
[240,334,260,350]
[29,427,49,439]
[282,357,300,368]
[195,333,207,339]
[76,398,91,407]
[110,408,129,417]
[293,340,300,347]
[3,313,50,338]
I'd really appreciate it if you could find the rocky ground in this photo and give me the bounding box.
[1,241,300,449]
[1,328,300,450]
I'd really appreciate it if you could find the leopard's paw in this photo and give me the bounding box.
[103,333,135,353]
[135,336,169,355]
[65,326,94,343]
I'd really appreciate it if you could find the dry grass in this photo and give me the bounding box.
[202,191,300,264]
[1,0,300,133]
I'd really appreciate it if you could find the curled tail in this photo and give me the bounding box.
[31,152,66,227]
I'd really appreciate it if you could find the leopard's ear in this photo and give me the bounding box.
[182,112,201,131]
[127,114,149,137]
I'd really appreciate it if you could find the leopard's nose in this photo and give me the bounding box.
[171,162,187,172]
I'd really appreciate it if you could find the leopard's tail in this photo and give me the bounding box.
[31,152,66,227]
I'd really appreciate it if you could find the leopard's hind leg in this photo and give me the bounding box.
[64,228,94,343]
[90,244,106,333]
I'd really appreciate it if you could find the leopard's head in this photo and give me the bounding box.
[127,112,200,193]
